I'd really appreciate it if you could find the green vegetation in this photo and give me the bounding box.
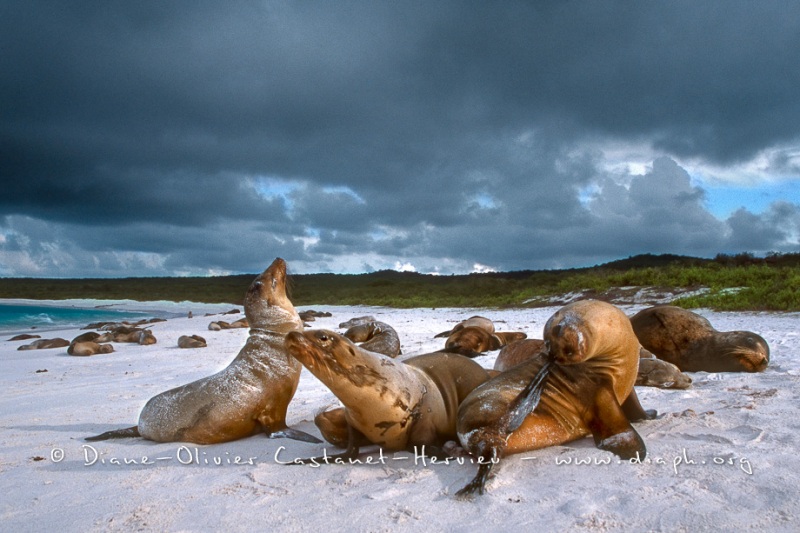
[0,253,798,311]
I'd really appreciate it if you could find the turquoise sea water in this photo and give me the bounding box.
[0,303,154,335]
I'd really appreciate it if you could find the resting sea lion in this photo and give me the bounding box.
[284,330,492,460]
[636,357,692,389]
[85,257,319,445]
[17,338,70,350]
[177,335,207,349]
[444,327,527,358]
[455,300,654,498]
[343,321,402,358]
[8,334,41,341]
[493,339,547,372]
[68,342,115,356]
[339,316,376,328]
[434,316,494,338]
[630,305,769,372]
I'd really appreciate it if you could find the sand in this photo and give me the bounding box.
[1,302,798,532]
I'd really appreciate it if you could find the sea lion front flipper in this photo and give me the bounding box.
[287,424,364,465]
[621,388,658,421]
[586,385,647,460]
[267,427,323,444]
[505,359,554,432]
[85,426,140,441]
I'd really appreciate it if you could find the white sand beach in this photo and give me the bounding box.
[1,302,798,531]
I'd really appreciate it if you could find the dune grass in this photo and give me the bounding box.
[0,253,798,311]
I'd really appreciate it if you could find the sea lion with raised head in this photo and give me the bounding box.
[284,330,492,460]
[86,258,319,445]
[630,305,769,372]
[343,321,402,358]
[455,300,655,498]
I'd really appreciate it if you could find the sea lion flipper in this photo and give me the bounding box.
[586,385,647,460]
[455,462,494,500]
[287,424,363,465]
[621,388,658,421]
[505,359,553,433]
[267,427,323,444]
[85,426,140,441]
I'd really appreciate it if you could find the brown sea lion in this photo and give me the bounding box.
[343,321,402,358]
[17,338,70,350]
[444,327,527,358]
[8,334,41,341]
[284,330,492,460]
[493,339,547,372]
[68,342,115,356]
[85,257,320,445]
[110,328,157,345]
[630,305,769,372]
[455,300,654,498]
[636,357,692,389]
[177,335,207,349]
[435,316,494,338]
[339,316,377,329]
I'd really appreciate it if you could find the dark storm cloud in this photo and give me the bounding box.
[1,1,799,276]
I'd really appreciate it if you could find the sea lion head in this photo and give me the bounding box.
[285,329,389,388]
[716,330,770,372]
[244,257,302,333]
[543,305,590,366]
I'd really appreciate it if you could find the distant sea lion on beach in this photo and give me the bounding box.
[434,316,495,338]
[455,300,655,498]
[7,334,41,342]
[338,316,376,329]
[343,321,402,358]
[284,330,492,460]
[630,305,769,372]
[17,338,70,351]
[68,342,114,356]
[178,335,207,349]
[443,327,527,358]
[208,318,249,331]
[86,258,320,445]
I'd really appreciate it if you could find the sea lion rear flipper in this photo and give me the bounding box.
[85,426,140,441]
[434,329,453,338]
[586,385,647,460]
[267,427,323,444]
[621,388,658,421]
[455,462,494,500]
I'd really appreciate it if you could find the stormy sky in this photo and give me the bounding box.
[2,1,799,278]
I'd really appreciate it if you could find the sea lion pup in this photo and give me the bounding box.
[86,257,320,445]
[68,342,115,356]
[444,327,527,358]
[455,300,655,498]
[342,321,402,358]
[434,316,494,338]
[630,305,770,372]
[636,357,692,389]
[17,338,70,350]
[284,330,492,460]
[177,335,207,349]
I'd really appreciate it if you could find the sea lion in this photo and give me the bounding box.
[434,316,495,338]
[343,321,402,358]
[68,342,115,356]
[443,327,527,358]
[110,328,157,345]
[299,310,333,322]
[493,339,547,372]
[455,300,654,498]
[636,357,692,389]
[85,257,320,445]
[17,338,70,350]
[284,330,492,459]
[177,335,207,349]
[630,305,769,372]
[339,316,376,329]
[8,334,41,341]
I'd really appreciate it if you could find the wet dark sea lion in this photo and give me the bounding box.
[343,321,402,358]
[86,258,319,445]
[284,330,492,459]
[455,300,654,498]
[630,305,769,372]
